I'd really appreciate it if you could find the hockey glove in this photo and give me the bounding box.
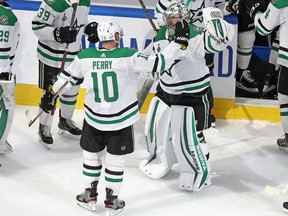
[244,0,266,19]
[53,26,77,44]
[84,22,99,43]
[39,85,56,113]
[174,20,190,50]
[226,0,243,14]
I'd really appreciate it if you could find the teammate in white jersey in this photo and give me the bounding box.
[0,0,20,156]
[243,0,288,211]
[140,3,235,191]
[40,19,189,215]
[245,0,288,148]
[32,0,98,149]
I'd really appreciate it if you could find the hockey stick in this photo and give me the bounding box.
[60,0,79,69]
[26,0,79,127]
[138,0,158,33]
[26,76,73,127]
[137,0,158,110]
[264,185,288,196]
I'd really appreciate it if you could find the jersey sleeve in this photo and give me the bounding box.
[10,20,20,68]
[31,2,57,41]
[254,3,286,36]
[129,42,184,78]
[52,56,83,94]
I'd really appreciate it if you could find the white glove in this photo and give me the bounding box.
[203,7,230,44]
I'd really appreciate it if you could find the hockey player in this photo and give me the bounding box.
[140,4,235,191]
[244,0,288,210]
[140,0,237,182]
[0,0,20,155]
[40,19,189,215]
[154,0,234,127]
[244,0,288,147]
[32,0,99,149]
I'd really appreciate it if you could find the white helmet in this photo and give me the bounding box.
[97,20,124,43]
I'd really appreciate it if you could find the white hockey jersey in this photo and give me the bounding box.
[254,0,288,68]
[153,23,234,96]
[53,43,185,131]
[32,0,90,68]
[0,3,20,73]
[155,0,230,27]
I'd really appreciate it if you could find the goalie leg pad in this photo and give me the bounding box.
[171,105,211,191]
[0,74,16,110]
[139,96,176,179]
[0,104,14,148]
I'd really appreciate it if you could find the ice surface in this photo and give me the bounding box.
[0,105,287,216]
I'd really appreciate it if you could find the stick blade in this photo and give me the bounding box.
[265,186,282,196]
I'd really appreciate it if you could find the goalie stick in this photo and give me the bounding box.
[26,0,79,127]
[137,0,158,110]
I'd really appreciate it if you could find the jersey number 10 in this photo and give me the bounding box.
[92,71,119,103]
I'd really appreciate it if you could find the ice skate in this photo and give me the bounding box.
[105,188,125,216]
[76,181,98,211]
[236,69,259,93]
[58,116,81,140]
[38,124,53,150]
[283,202,288,214]
[0,141,13,154]
[262,69,277,98]
[278,133,288,153]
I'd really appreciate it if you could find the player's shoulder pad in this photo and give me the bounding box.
[189,23,205,39]
[271,0,288,9]
[0,6,18,26]
[44,0,70,12]
[78,47,138,59]
[78,0,90,7]
[154,25,167,42]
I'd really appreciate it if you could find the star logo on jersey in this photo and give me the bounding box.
[160,59,181,77]
[189,2,204,24]
[0,15,8,25]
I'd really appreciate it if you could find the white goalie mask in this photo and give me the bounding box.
[163,3,191,38]
[97,20,124,43]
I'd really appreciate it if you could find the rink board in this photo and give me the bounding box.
[10,1,280,122]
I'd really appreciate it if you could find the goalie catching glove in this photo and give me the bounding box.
[203,7,231,44]
[174,19,190,50]
[39,85,57,113]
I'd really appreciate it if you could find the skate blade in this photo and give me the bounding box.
[106,208,124,216]
[58,129,81,140]
[77,202,96,211]
[236,82,259,93]
[279,147,288,154]
[38,139,52,150]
